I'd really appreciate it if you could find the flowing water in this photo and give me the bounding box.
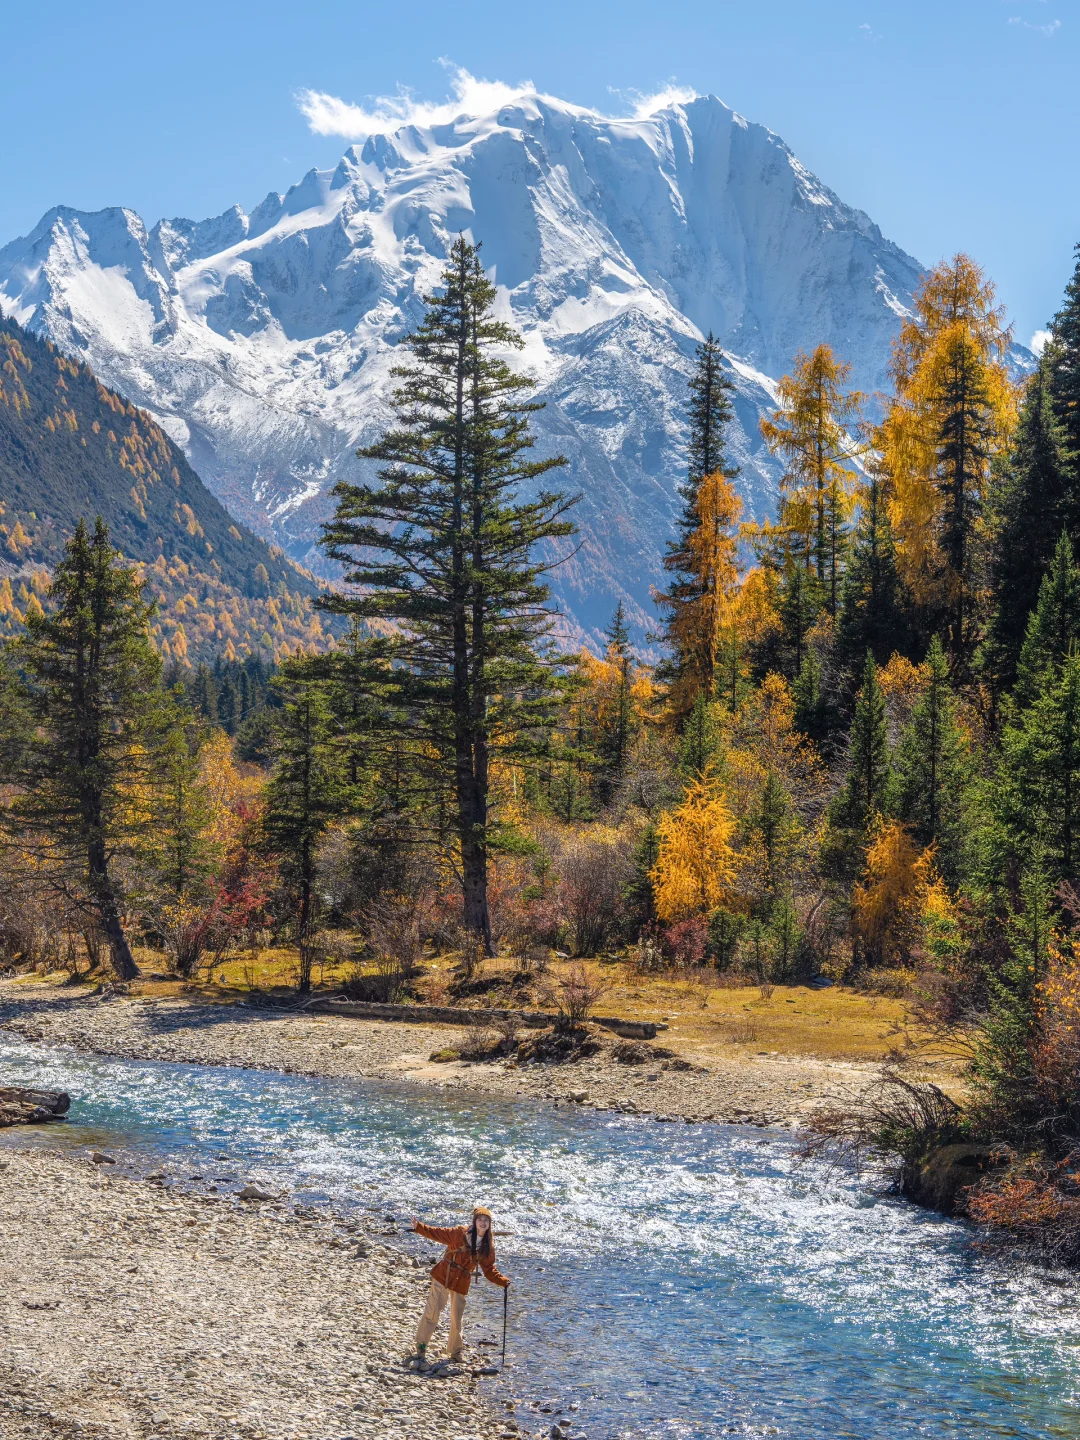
[3,1035,1080,1439]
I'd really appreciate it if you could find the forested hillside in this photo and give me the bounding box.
[0,316,332,662]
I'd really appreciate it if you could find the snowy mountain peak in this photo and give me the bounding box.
[0,89,927,643]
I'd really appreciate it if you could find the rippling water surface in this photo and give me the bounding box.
[2,1036,1079,1438]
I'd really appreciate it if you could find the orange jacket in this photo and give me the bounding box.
[413,1221,510,1296]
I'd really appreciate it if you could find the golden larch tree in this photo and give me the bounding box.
[879,254,1016,662]
[650,778,737,921]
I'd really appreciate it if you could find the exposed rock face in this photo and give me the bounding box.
[904,1143,1002,1216]
[0,91,934,644]
[0,1085,69,1127]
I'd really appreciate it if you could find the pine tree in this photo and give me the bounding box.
[757,768,797,903]
[151,714,213,900]
[0,651,31,781]
[264,661,349,991]
[982,356,1072,694]
[320,238,575,952]
[596,601,634,802]
[777,555,820,679]
[6,519,164,978]
[999,651,1080,888]
[1049,242,1080,468]
[894,636,969,879]
[759,344,862,612]
[792,647,829,743]
[834,468,915,678]
[678,692,720,780]
[968,855,1050,1140]
[656,334,741,713]
[833,653,891,837]
[1013,531,1080,710]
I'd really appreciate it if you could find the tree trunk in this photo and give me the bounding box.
[98,890,139,980]
[460,822,492,955]
[88,839,139,980]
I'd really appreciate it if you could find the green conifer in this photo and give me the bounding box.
[1013,531,1080,710]
[320,238,575,952]
[264,660,350,992]
[7,518,164,978]
[655,333,739,707]
[1000,651,1080,886]
[834,471,914,680]
[678,692,720,780]
[894,637,969,878]
[833,652,891,837]
[982,358,1072,694]
[792,648,829,743]
[1049,242,1080,467]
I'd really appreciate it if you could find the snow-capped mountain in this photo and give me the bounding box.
[0,91,926,644]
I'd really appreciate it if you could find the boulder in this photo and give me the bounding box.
[237,1183,274,1202]
[0,1086,70,1128]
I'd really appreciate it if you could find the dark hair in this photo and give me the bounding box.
[466,1221,492,1258]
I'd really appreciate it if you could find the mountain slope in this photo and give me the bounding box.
[0,91,955,642]
[0,316,332,661]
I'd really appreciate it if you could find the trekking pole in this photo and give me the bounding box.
[501,1284,509,1370]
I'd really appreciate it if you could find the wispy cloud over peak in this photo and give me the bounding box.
[296,66,699,140]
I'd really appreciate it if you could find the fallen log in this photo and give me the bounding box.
[305,998,658,1041]
[0,1086,71,1127]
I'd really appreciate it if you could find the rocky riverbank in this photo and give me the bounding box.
[0,1144,513,1440]
[0,981,882,1127]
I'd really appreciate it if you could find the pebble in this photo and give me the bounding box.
[0,1147,509,1440]
[0,981,881,1132]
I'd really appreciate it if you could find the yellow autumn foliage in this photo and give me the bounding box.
[651,778,737,921]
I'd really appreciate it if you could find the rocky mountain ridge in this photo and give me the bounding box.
[1,91,945,642]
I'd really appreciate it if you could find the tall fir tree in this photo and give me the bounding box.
[264,661,349,991]
[998,651,1080,889]
[656,334,741,714]
[982,355,1072,697]
[832,652,891,838]
[1012,531,1080,710]
[596,601,635,804]
[320,238,576,952]
[834,468,915,679]
[894,636,969,879]
[5,519,164,979]
[792,647,829,744]
[678,692,721,781]
[1049,242,1080,469]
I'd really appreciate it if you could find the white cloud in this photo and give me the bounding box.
[629,84,698,118]
[1007,15,1061,34]
[296,65,698,140]
[1031,329,1052,355]
[297,65,537,139]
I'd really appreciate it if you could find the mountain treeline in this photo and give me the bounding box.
[0,316,333,662]
[5,239,1080,1254]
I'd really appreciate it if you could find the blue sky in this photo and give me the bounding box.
[5,0,1076,345]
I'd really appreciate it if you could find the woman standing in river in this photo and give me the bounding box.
[408,1206,510,1366]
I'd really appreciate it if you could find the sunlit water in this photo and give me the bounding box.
[2,1036,1080,1439]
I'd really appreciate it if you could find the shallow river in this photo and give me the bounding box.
[2,1036,1080,1438]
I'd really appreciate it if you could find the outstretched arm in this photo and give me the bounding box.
[413,1220,464,1246]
